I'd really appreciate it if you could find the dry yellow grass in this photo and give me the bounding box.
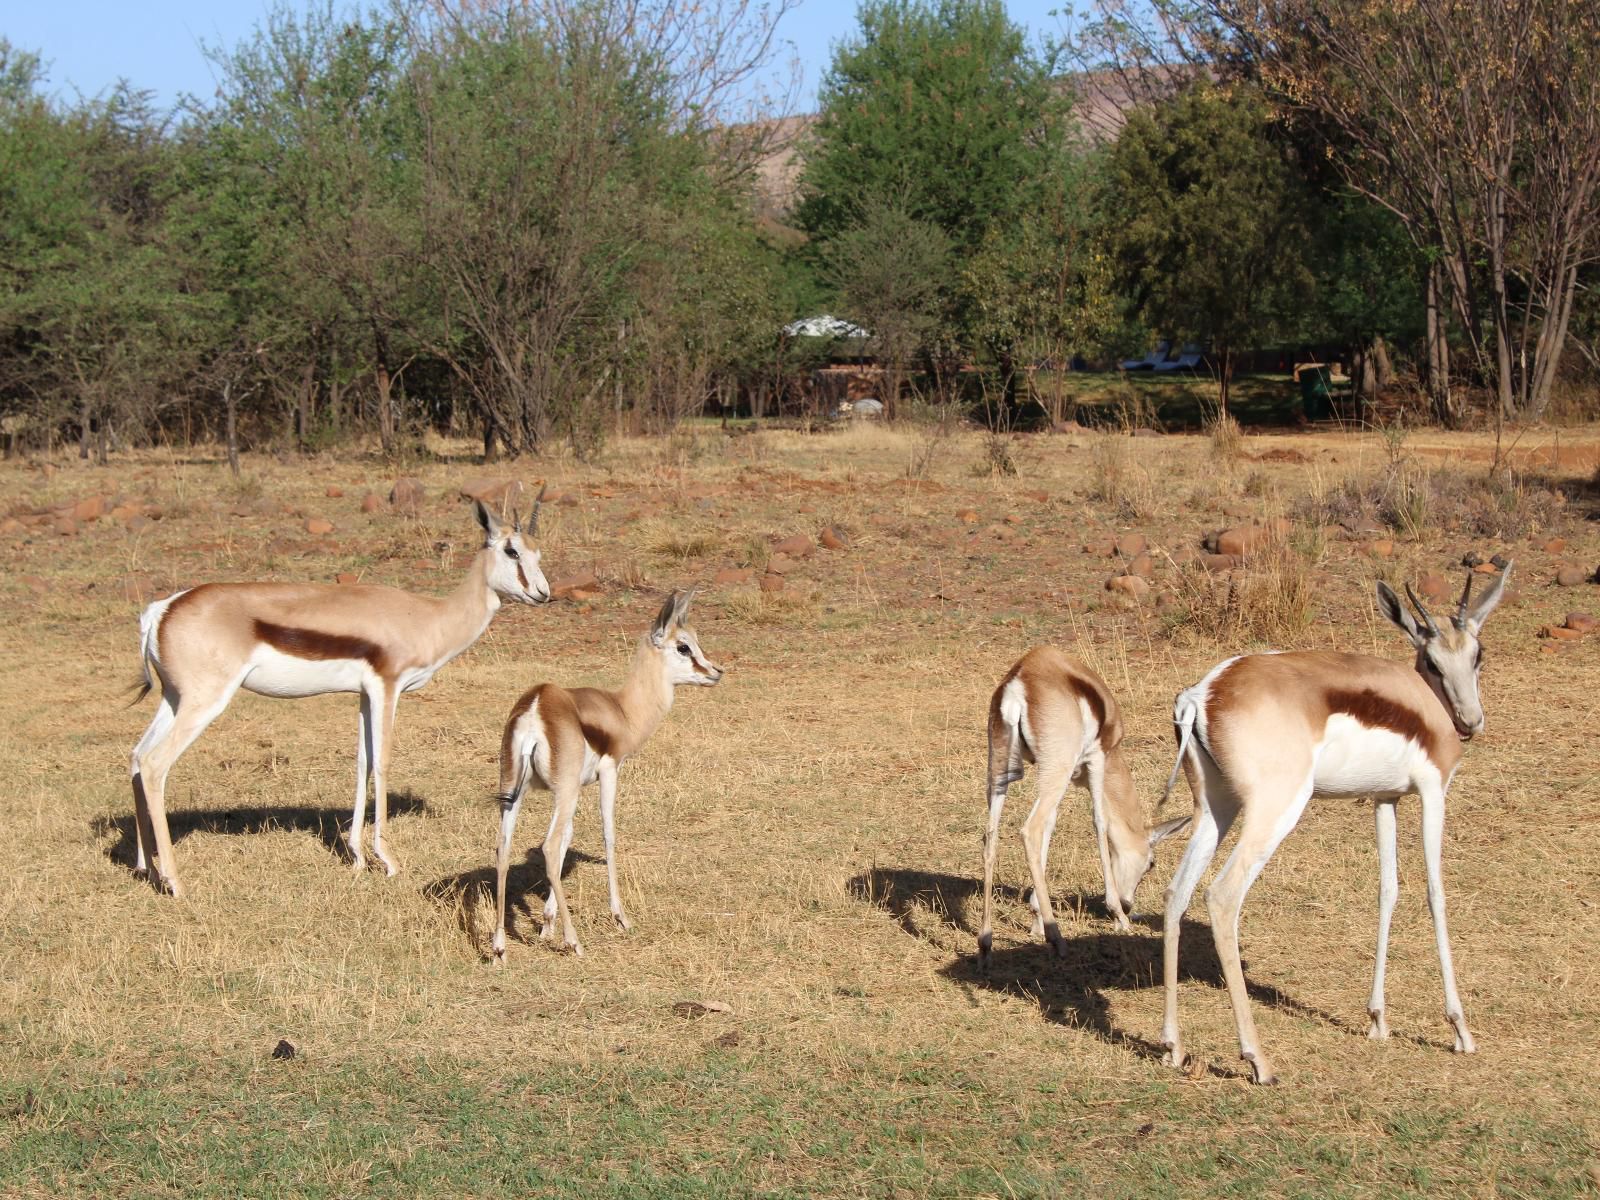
[1,423,1598,1195]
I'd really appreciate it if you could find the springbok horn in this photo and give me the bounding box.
[1454,570,1474,628]
[1405,583,1441,638]
[527,483,546,536]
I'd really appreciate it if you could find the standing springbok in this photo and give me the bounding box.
[1159,565,1511,1084]
[129,496,551,897]
[491,589,723,961]
[980,646,1190,964]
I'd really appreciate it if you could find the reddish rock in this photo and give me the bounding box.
[360,493,383,514]
[1022,490,1049,503]
[1564,612,1598,634]
[22,575,48,594]
[1003,514,1024,526]
[0,517,22,536]
[541,489,566,504]
[1472,561,1500,575]
[389,477,424,512]
[458,477,522,507]
[306,518,334,535]
[52,515,78,536]
[412,559,434,571]
[551,570,601,600]
[1116,532,1148,558]
[1127,553,1155,578]
[125,515,152,534]
[1214,519,1290,558]
[766,553,797,575]
[1542,625,1584,641]
[325,485,344,499]
[1082,537,1117,558]
[957,509,980,525]
[1367,540,1395,559]
[72,495,106,522]
[1106,574,1151,601]
[558,493,579,507]
[1155,591,1179,614]
[819,527,850,551]
[1542,537,1567,554]
[758,573,785,594]
[1417,571,1451,604]
[714,567,754,585]
[1170,546,1198,567]
[336,572,360,585]
[1201,553,1239,572]
[773,534,815,558]
[111,502,142,523]
[1555,564,1587,586]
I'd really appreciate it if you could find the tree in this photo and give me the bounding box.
[1100,83,1312,413]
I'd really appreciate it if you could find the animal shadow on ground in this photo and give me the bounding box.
[849,865,1385,1074]
[424,847,598,959]
[93,790,432,873]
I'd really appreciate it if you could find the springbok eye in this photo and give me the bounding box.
[677,643,691,656]
[504,545,520,560]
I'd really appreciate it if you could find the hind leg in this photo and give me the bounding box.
[129,695,176,879]
[1020,762,1072,956]
[1162,750,1235,1071]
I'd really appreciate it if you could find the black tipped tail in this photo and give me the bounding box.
[125,677,152,707]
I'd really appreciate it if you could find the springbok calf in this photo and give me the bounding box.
[129,496,550,897]
[980,646,1190,963]
[492,589,723,960]
[1159,566,1511,1084]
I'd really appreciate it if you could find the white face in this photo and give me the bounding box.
[1377,566,1510,742]
[476,502,550,605]
[650,591,723,687]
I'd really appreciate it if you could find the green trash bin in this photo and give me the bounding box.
[1299,365,1333,421]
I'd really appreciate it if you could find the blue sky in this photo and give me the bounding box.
[4,0,1067,113]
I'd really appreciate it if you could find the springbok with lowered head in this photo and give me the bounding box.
[1159,565,1511,1084]
[492,589,723,960]
[980,646,1190,964]
[129,495,551,897]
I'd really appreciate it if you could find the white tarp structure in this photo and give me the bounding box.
[783,315,871,339]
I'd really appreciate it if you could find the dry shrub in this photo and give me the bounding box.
[721,586,818,626]
[1207,411,1243,459]
[1088,433,1156,520]
[1302,462,1562,541]
[1104,382,1162,433]
[1168,526,1320,646]
[636,518,720,562]
[980,431,1019,477]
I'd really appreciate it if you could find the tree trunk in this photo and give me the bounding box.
[1425,262,1457,425]
[297,356,316,452]
[225,382,240,478]
[79,398,91,460]
[1527,264,1580,420]
[1218,346,1233,416]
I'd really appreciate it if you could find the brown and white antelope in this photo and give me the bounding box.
[979,646,1190,963]
[491,589,723,960]
[129,496,551,897]
[1158,566,1511,1084]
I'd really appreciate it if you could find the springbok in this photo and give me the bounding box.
[129,496,550,897]
[1158,565,1511,1084]
[491,589,723,960]
[980,646,1190,964]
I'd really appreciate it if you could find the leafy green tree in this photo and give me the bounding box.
[1101,82,1313,412]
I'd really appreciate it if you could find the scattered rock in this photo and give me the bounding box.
[0,517,22,536]
[1367,540,1395,559]
[1022,490,1049,503]
[360,493,383,514]
[1472,562,1500,575]
[1210,519,1290,558]
[1564,612,1598,634]
[1106,575,1151,601]
[1201,553,1239,572]
[306,518,334,536]
[52,515,78,536]
[389,477,424,512]
[336,572,359,585]
[714,567,753,586]
[118,574,159,604]
[819,526,850,551]
[1461,550,1484,568]
[550,571,601,600]
[325,485,344,499]
[22,575,48,594]
[1541,625,1584,641]
[1416,571,1451,604]
[671,1000,733,1019]
[72,495,106,522]
[956,509,979,525]
[1116,532,1148,558]
[458,477,523,507]
[766,553,797,575]
[1154,591,1179,614]
[1127,553,1155,578]
[1082,537,1117,558]
[111,502,142,523]
[558,493,579,507]
[271,1039,298,1061]
[1003,514,1024,526]
[1541,537,1567,554]
[1490,552,1510,570]
[773,534,815,558]
[1555,565,1587,587]
[758,573,785,594]
[125,515,152,535]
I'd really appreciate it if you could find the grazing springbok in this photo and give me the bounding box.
[979,646,1190,964]
[1158,565,1511,1084]
[129,496,551,897]
[491,589,723,960]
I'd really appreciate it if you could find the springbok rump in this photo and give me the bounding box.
[129,496,551,897]
[491,589,724,961]
[979,646,1190,964]
[1159,566,1511,1084]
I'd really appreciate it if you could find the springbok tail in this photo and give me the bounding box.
[1158,693,1201,812]
[127,598,167,707]
[986,693,1026,804]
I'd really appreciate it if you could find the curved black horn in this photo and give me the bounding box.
[1404,583,1441,637]
[1454,570,1474,628]
[526,483,546,536]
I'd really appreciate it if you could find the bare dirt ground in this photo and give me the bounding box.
[1,422,1597,1197]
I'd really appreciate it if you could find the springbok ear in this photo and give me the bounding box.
[1463,560,1512,633]
[1376,581,1427,648]
[473,498,502,540]
[672,588,696,625]
[1149,814,1193,847]
[651,591,678,645]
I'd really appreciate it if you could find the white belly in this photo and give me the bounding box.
[242,646,371,697]
[1311,715,1419,798]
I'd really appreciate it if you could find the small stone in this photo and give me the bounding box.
[1542,537,1567,554]
[1022,490,1049,503]
[819,527,850,551]
[325,485,344,498]
[52,515,78,536]
[957,509,979,525]
[551,571,601,600]
[1083,537,1116,558]
[1417,571,1451,603]
[1215,523,1287,558]
[758,573,785,594]
[557,494,579,507]
[1541,625,1583,641]
[22,575,48,594]
[1490,552,1509,570]
[458,477,522,507]
[1555,565,1587,587]
[336,572,359,585]
[1127,553,1155,578]
[1462,550,1484,568]
[714,567,753,585]
[306,518,334,535]
[0,517,22,535]
[72,495,106,522]
[1201,553,1239,572]
[389,477,424,512]
[1472,562,1499,575]
[125,515,151,534]
[1106,574,1151,601]
[773,534,815,558]
[766,553,796,575]
[1116,532,1148,558]
[1368,540,1395,559]
[360,493,383,514]
[271,1039,297,1061]
[1564,613,1598,634]
[1154,591,1178,614]
[1003,514,1024,526]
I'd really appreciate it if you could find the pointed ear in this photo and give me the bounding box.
[473,498,502,540]
[672,588,696,625]
[1149,814,1192,847]
[1376,581,1427,648]
[1463,560,1511,633]
[651,592,677,645]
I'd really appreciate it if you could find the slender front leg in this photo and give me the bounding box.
[369,684,400,877]
[541,785,584,955]
[491,790,524,964]
[978,779,1010,964]
[1420,786,1475,1053]
[1085,755,1130,931]
[1368,799,1400,1039]
[597,762,630,931]
[1020,763,1071,955]
[348,691,373,872]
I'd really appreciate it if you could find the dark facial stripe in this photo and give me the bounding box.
[516,561,529,592]
[255,620,388,675]
[1325,687,1444,765]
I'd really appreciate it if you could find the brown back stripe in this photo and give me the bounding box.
[255,620,388,675]
[1326,687,1444,765]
